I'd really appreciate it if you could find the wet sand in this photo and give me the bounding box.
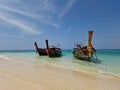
[0,58,120,90]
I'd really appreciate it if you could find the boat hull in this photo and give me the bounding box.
[72,47,95,61]
[38,49,47,56]
[48,48,62,57]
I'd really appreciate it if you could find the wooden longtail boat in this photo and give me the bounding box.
[45,40,62,57]
[34,40,62,57]
[34,42,47,56]
[72,31,97,61]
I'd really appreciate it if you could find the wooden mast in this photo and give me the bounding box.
[87,30,93,57]
[45,39,49,54]
[34,42,40,53]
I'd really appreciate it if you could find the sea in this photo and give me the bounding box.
[0,49,120,77]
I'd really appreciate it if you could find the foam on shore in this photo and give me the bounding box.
[0,54,13,61]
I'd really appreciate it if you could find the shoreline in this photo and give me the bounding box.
[44,62,120,81]
[0,57,120,90]
[2,54,120,79]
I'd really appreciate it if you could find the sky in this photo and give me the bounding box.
[0,0,120,50]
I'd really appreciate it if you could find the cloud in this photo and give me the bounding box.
[59,0,76,18]
[0,3,59,29]
[0,0,76,31]
[0,34,24,38]
[0,5,39,19]
[0,14,41,35]
[66,26,72,32]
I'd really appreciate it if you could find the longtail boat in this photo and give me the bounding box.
[72,31,97,61]
[45,40,62,57]
[34,42,47,56]
[34,40,62,57]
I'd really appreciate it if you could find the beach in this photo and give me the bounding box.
[0,56,120,90]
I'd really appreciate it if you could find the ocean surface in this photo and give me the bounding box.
[0,49,120,77]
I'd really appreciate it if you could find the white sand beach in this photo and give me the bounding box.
[0,57,120,90]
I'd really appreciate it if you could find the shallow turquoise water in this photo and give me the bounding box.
[0,49,120,77]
